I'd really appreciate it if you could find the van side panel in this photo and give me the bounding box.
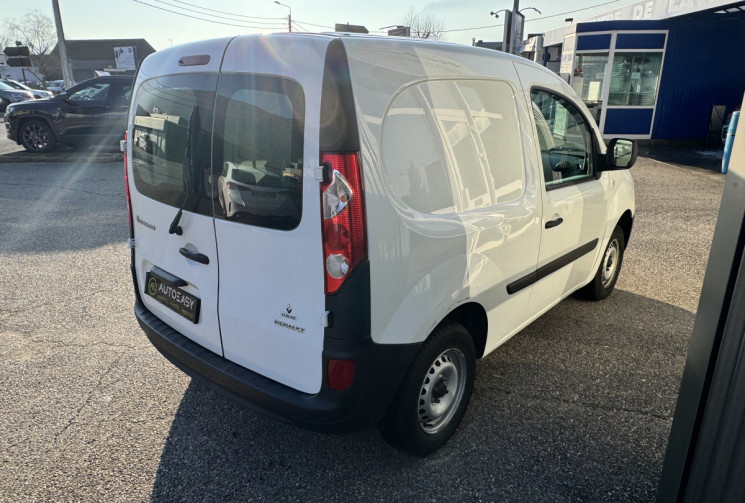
[341,39,543,350]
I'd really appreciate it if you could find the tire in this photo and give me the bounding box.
[379,322,476,456]
[578,226,625,301]
[20,119,57,153]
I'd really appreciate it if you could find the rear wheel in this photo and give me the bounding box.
[20,119,57,153]
[578,226,625,300]
[379,322,476,456]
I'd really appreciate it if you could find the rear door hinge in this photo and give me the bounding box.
[127,238,136,249]
[314,161,330,183]
[321,310,331,328]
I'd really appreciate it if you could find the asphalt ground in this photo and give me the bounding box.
[0,133,725,502]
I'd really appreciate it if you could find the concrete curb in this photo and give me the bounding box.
[0,152,123,163]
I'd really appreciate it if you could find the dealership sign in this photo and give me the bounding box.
[114,46,136,70]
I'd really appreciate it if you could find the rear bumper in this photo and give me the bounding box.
[135,299,420,432]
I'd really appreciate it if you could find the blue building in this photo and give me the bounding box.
[531,0,745,141]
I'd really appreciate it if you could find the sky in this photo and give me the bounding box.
[1,0,632,51]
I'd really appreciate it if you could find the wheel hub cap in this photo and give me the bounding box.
[418,348,467,435]
[601,239,619,287]
[23,125,48,151]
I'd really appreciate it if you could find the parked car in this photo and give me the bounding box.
[0,80,35,113]
[4,75,133,152]
[217,160,301,220]
[125,34,637,456]
[0,79,54,100]
[47,80,67,94]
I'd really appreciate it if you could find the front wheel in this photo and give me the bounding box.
[20,119,57,153]
[578,226,626,300]
[379,322,476,456]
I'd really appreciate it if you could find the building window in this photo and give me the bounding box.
[572,54,609,102]
[608,52,663,107]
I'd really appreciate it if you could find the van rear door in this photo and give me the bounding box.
[213,36,329,394]
[127,42,226,355]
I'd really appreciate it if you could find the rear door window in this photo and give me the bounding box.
[213,74,305,230]
[131,74,217,215]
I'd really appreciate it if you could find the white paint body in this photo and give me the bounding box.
[126,34,635,395]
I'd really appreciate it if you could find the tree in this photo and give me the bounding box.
[1,10,59,82]
[403,7,447,41]
[3,10,56,56]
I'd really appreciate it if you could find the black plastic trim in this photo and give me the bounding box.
[324,260,372,340]
[507,239,599,295]
[320,39,371,342]
[320,39,360,153]
[135,298,419,432]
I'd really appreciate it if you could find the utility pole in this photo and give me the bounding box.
[52,0,75,88]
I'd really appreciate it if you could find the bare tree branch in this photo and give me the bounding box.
[3,10,56,56]
[403,7,447,41]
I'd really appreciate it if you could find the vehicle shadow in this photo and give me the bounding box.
[150,289,693,502]
[0,143,122,163]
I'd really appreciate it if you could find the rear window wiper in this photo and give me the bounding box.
[169,105,201,235]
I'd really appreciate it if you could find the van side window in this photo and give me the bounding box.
[530,90,594,187]
[382,79,524,215]
[213,74,305,231]
[131,74,217,215]
[456,81,524,204]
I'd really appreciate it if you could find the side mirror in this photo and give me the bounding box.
[605,138,638,170]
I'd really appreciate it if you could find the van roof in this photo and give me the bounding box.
[232,31,531,64]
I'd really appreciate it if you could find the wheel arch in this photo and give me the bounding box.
[434,302,488,359]
[617,209,634,246]
[17,114,59,141]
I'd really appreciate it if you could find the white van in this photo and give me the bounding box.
[125,33,636,456]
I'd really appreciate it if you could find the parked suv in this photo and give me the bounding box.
[125,34,637,456]
[5,75,133,153]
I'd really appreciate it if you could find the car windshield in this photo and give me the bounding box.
[0,82,16,91]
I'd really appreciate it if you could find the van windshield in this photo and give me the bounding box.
[213,74,305,230]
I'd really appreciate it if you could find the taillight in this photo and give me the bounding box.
[123,132,133,232]
[327,359,355,391]
[320,152,367,294]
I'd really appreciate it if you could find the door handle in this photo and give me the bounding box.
[179,247,209,265]
[545,217,564,229]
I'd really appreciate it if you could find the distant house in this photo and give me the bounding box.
[51,39,156,82]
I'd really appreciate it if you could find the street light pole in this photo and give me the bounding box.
[274,1,292,33]
[506,0,519,55]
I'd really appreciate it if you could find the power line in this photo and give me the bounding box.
[442,24,503,33]
[165,0,286,20]
[290,20,333,30]
[441,0,623,33]
[291,21,311,33]
[144,0,285,26]
[132,0,285,29]
[524,0,625,23]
